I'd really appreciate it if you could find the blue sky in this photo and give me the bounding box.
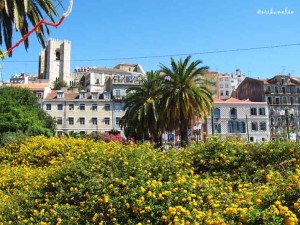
[1,0,300,81]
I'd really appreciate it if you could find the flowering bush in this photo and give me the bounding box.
[87,132,125,144]
[0,136,299,224]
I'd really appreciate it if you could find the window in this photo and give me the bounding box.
[290,97,294,105]
[250,108,257,116]
[80,92,86,99]
[57,131,63,137]
[92,104,97,111]
[225,84,229,88]
[214,123,221,133]
[104,117,110,125]
[228,121,245,133]
[251,122,258,131]
[92,117,98,125]
[116,117,121,126]
[275,97,280,104]
[114,75,120,82]
[104,93,110,100]
[91,92,97,99]
[282,96,287,104]
[36,92,43,98]
[275,86,279,93]
[46,104,51,110]
[219,78,223,81]
[105,104,110,111]
[79,117,85,125]
[230,108,237,118]
[282,87,286,94]
[260,122,267,131]
[68,117,74,125]
[213,108,220,119]
[225,90,229,96]
[114,102,122,111]
[69,104,74,110]
[250,137,254,142]
[56,51,60,60]
[125,76,131,82]
[57,117,62,125]
[57,92,64,99]
[220,91,224,96]
[80,104,85,110]
[259,108,266,116]
[271,118,275,125]
[225,77,229,81]
[220,84,224,88]
[57,104,63,110]
[267,97,272,104]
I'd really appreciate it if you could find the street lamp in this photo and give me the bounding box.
[193,122,201,144]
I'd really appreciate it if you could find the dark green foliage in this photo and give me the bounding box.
[0,87,56,146]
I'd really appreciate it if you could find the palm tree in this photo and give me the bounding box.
[159,56,213,147]
[121,71,163,144]
[0,0,59,55]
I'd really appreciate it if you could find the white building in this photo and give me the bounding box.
[43,90,113,135]
[206,97,270,143]
[219,69,245,99]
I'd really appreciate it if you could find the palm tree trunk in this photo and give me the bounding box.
[179,114,189,147]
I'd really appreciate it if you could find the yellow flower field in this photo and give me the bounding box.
[0,136,299,224]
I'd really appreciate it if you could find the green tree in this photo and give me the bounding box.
[0,87,56,145]
[121,71,163,143]
[52,79,67,90]
[0,0,59,55]
[159,56,213,147]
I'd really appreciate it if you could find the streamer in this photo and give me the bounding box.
[0,0,73,58]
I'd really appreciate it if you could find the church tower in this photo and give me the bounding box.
[38,39,71,86]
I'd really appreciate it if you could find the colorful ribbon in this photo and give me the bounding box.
[0,0,73,58]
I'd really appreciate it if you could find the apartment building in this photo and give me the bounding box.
[43,90,113,135]
[219,69,245,99]
[206,97,270,143]
[236,74,300,138]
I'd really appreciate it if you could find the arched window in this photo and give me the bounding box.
[230,108,237,119]
[56,51,60,60]
[213,108,220,119]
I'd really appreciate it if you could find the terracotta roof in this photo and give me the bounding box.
[213,97,266,105]
[44,91,105,100]
[10,83,49,90]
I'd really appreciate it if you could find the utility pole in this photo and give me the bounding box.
[285,109,290,140]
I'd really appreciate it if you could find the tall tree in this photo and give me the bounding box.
[121,71,162,143]
[159,56,213,147]
[0,0,59,55]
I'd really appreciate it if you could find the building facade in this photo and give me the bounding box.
[43,90,113,135]
[219,69,245,99]
[206,97,270,143]
[236,75,300,139]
